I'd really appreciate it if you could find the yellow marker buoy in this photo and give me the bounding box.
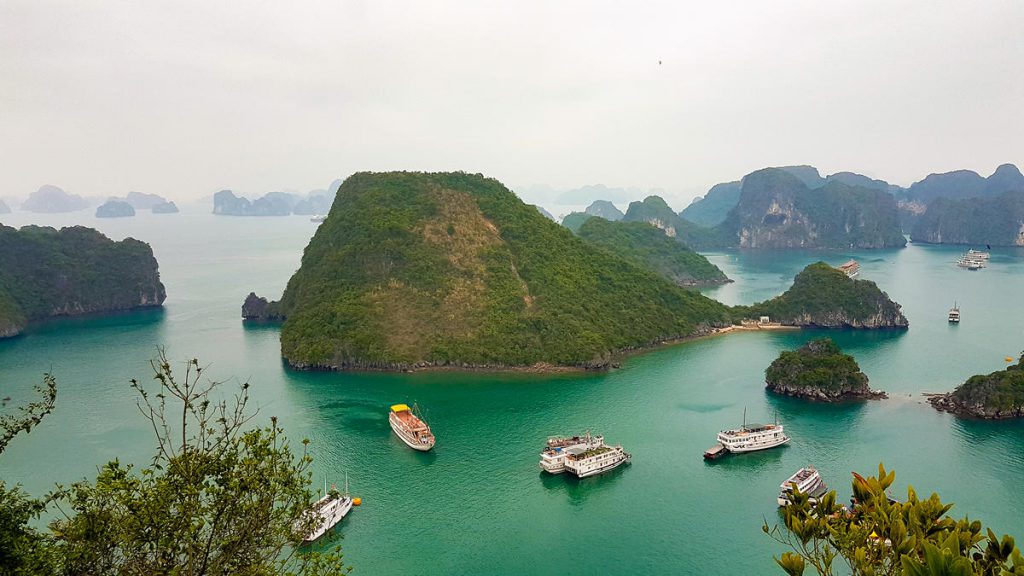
[352,497,362,506]
[1006,357,1014,363]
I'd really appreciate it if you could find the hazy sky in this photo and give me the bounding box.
[3,1,1023,206]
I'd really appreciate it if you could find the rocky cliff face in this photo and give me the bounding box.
[765,338,884,401]
[241,292,285,321]
[911,190,1024,246]
[723,169,906,249]
[0,225,166,338]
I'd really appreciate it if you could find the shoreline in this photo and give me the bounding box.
[283,323,804,376]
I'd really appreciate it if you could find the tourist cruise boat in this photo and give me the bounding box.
[297,476,354,543]
[777,467,828,507]
[967,249,990,260]
[539,432,605,474]
[948,303,960,323]
[716,412,790,454]
[837,259,860,278]
[562,443,631,478]
[957,252,986,270]
[389,403,435,451]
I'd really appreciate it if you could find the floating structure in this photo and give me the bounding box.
[948,303,960,323]
[957,250,987,270]
[777,467,828,507]
[562,443,631,478]
[715,410,790,454]
[702,443,727,460]
[389,403,435,451]
[837,259,860,278]
[539,432,605,474]
[297,476,354,543]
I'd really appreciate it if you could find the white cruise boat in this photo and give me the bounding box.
[297,477,353,543]
[539,432,605,474]
[389,403,435,451]
[716,412,790,454]
[562,443,631,478]
[948,303,960,323]
[777,467,828,507]
[967,249,990,260]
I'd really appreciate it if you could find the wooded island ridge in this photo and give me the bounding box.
[242,171,909,372]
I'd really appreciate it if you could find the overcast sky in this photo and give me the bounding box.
[3,0,1023,206]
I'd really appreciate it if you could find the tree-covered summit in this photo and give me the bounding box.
[249,171,733,370]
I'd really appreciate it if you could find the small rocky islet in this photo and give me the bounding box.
[929,354,1024,419]
[765,338,885,402]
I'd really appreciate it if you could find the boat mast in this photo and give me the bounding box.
[344,472,350,497]
[742,407,747,430]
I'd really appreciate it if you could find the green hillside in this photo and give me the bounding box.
[576,218,729,286]
[0,225,166,337]
[734,262,908,328]
[258,172,733,369]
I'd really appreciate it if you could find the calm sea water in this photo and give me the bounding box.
[2,208,1024,575]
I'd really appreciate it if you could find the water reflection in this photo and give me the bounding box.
[538,465,629,505]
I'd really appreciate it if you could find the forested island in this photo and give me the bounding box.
[734,262,908,329]
[96,199,136,218]
[928,353,1024,418]
[244,171,736,370]
[243,172,910,372]
[765,338,884,401]
[0,225,166,338]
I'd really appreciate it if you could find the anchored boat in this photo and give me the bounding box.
[562,442,631,478]
[948,303,960,323]
[777,467,828,507]
[715,410,790,454]
[539,432,605,474]
[297,476,353,543]
[389,403,435,451]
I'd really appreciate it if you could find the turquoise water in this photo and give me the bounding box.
[2,209,1024,575]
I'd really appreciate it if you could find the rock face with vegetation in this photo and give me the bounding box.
[734,262,908,329]
[910,189,1024,246]
[765,338,883,401]
[0,225,166,338]
[21,185,89,213]
[584,200,624,221]
[576,218,729,286]
[96,199,136,218]
[213,190,294,216]
[245,171,733,370]
[929,353,1024,419]
[903,164,1024,204]
[560,211,593,233]
[680,181,741,227]
[719,169,906,249]
[622,195,728,248]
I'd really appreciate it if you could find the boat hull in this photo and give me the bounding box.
[389,413,435,451]
[299,495,353,543]
[571,453,630,478]
[724,435,790,453]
